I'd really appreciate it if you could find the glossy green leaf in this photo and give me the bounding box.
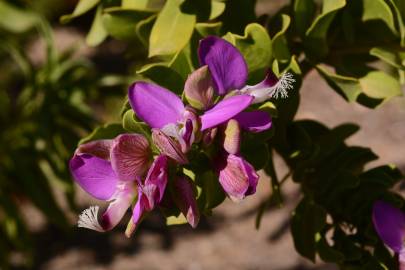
[210,0,226,20]
[122,0,164,11]
[370,47,405,70]
[137,62,184,94]
[195,22,222,37]
[79,123,125,145]
[293,0,316,36]
[0,1,39,33]
[60,0,100,23]
[135,15,157,46]
[149,0,196,57]
[305,0,346,57]
[224,23,272,77]
[362,0,397,35]
[272,14,291,63]
[197,171,225,211]
[359,71,402,100]
[103,8,153,40]
[316,65,362,102]
[122,109,150,137]
[86,5,108,47]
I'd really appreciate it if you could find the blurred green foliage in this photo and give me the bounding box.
[0,0,405,269]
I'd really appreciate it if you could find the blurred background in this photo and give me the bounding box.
[0,0,404,269]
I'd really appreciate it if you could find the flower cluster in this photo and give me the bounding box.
[69,36,295,236]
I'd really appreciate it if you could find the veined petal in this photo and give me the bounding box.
[242,71,295,103]
[233,111,272,133]
[76,139,113,160]
[128,81,185,128]
[218,154,259,202]
[200,95,253,131]
[222,119,241,155]
[144,154,168,203]
[110,134,151,181]
[199,36,248,95]
[172,176,200,228]
[372,200,405,253]
[184,65,214,110]
[152,129,188,164]
[69,154,117,200]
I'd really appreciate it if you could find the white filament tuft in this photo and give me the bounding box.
[78,206,104,232]
[270,72,295,99]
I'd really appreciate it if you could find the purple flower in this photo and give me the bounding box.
[128,81,254,150]
[217,152,259,202]
[127,155,169,236]
[372,200,405,268]
[172,175,200,228]
[70,134,151,232]
[199,36,295,103]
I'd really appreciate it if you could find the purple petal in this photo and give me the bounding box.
[218,154,259,202]
[110,134,151,181]
[200,94,253,131]
[184,65,215,110]
[233,111,272,133]
[172,176,200,228]
[69,154,118,200]
[131,188,148,230]
[100,186,134,231]
[76,139,113,160]
[152,129,188,164]
[372,200,405,253]
[128,81,185,128]
[400,251,405,270]
[144,154,168,203]
[199,36,248,95]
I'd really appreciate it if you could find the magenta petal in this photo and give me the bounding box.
[372,200,405,253]
[173,176,200,228]
[110,134,151,181]
[132,189,148,226]
[100,187,134,231]
[144,155,168,203]
[76,140,113,160]
[128,81,185,128]
[200,95,253,131]
[69,154,118,200]
[218,154,259,202]
[233,111,272,133]
[199,36,248,95]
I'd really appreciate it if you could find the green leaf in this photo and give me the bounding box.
[137,62,184,94]
[195,22,222,37]
[86,5,108,47]
[272,14,291,63]
[317,236,344,263]
[122,110,150,137]
[135,15,157,47]
[359,71,402,100]
[79,123,125,145]
[122,0,164,11]
[291,198,327,262]
[293,0,316,36]
[362,0,398,35]
[102,8,153,40]
[60,0,100,23]
[149,0,196,57]
[388,0,405,46]
[224,23,272,79]
[197,171,226,211]
[305,0,346,57]
[166,213,188,225]
[370,47,405,70]
[210,0,226,20]
[316,65,362,102]
[0,1,39,33]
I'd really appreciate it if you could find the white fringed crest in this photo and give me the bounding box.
[269,72,295,99]
[78,206,104,232]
